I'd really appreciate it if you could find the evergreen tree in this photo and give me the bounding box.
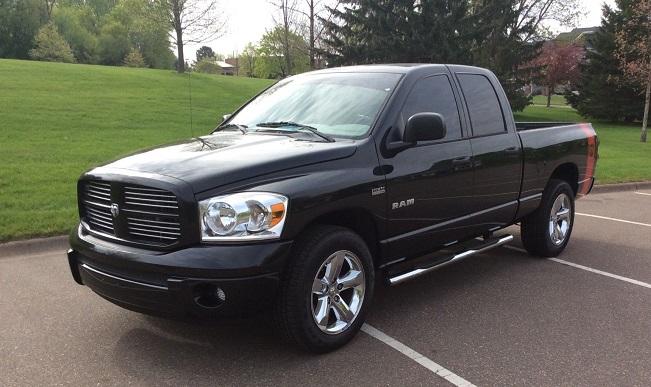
[196,46,216,62]
[566,0,644,122]
[29,22,76,63]
[321,0,470,66]
[320,0,537,111]
[123,47,147,67]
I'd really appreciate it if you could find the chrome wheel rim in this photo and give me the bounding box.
[311,250,365,335]
[549,193,572,246]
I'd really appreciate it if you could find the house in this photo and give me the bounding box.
[555,27,599,51]
[224,58,239,76]
[217,60,236,75]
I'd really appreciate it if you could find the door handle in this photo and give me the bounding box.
[504,147,520,155]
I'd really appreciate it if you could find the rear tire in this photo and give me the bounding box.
[521,179,575,257]
[275,225,374,353]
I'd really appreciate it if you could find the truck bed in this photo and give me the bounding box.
[516,122,576,131]
[516,122,598,203]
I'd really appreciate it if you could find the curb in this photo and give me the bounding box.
[1,181,650,257]
[591,181,651,194]
[0,235,69,259]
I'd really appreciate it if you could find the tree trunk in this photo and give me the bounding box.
[309,0,315,69]
[173,1,185,73]
[547,85,552,108]
[642,69,650,143]
[176,27,185,73]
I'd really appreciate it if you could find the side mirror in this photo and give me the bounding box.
[222,113,232,122]
[404,113,446,143]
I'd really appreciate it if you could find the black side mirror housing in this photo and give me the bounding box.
[404,113,446,143]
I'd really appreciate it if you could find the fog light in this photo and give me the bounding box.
[193,283,226,309]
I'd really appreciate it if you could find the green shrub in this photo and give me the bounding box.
[194,57,222,74]
[29,22,76,63]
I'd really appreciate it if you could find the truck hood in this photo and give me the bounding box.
[101,132,358,193]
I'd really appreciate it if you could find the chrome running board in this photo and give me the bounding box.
[388,235,514,286]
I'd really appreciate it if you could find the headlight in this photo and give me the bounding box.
[199,192,288,242]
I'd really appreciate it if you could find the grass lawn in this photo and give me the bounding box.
[0,59,273,242]
[0,59,649,242]
[532,94,569,106]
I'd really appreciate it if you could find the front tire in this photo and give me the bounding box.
[521,179,575,257]
[275,225,374,353]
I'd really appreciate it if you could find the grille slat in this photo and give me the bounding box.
[129,231,179,241]
[124,201,179,209]
[126,217,179,227]
[128,221,180,232]
[128,226,180,236]
[87,216,113,228]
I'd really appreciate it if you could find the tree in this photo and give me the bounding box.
[320,0,583,111]
[53,3,99,63]
[43,0,56,19]
[0,0,47,59]
[615,0,651,142]
[256,26,310,78]
[29,22,76,63]
[566,0,644,122]
[96,0,175,69]
[529,41,584,107]
[196,45,216,61]
[123,47,146,67]
[152,0,226,73]
[239,42,258,77]
[269,0,301,76]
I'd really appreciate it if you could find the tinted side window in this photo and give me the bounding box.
[402,75,462,140]
[457,74,506,136]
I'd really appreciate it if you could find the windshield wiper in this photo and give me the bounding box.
[215,123,248,134]
[256,121,335,142]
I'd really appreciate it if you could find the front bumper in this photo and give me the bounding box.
[68,225,293,317]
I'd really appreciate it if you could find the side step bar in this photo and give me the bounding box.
[388,235,514,286]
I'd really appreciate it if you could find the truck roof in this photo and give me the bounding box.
[308,64,491,75]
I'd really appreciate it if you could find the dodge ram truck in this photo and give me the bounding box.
[67,64,598,352]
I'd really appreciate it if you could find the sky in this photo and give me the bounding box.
[185,0,617,62]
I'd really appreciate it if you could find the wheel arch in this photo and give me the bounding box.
[304,208,381,265]
[550,163,579,196]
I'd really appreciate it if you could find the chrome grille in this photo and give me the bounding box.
[123,185,181,245]
[82,181,115,235]
[80,181,182,247]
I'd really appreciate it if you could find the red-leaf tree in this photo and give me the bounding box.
[615,0,651,142]
[529,41,585,107]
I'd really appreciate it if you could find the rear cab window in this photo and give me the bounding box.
[456,74,507,137]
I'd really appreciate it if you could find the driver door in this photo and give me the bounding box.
[380,73,475,260]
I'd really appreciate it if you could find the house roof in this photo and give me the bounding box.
[216,61,234,68]
[555,27,599,43]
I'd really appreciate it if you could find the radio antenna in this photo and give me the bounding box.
[188,70,194,137]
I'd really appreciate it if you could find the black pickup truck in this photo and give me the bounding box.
[67,64,598,352]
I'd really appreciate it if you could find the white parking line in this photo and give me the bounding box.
[504,245,651,290]
[635,192,651,197]
[576,212,651,228]
[362,324,476,387]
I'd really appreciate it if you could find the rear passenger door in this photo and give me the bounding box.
[454,71,523,229]
[382,73,475,259]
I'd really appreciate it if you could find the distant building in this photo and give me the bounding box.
[224,58,239,76]
[217,60,236,76]
[554,27,599,51]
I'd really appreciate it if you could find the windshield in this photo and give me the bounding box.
[227,72,402,138]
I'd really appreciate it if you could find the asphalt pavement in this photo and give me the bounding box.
[1,189,650,386]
